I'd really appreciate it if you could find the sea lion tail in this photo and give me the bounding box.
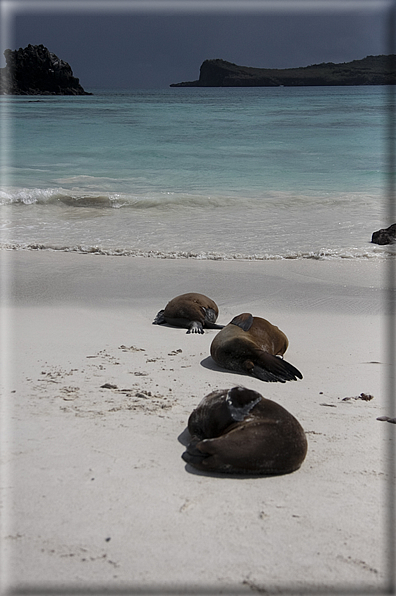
[252,353,303,383]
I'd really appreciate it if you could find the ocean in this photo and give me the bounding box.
[0,85,393,260]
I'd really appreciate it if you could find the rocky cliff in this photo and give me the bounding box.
[0,44,91,95]
[170,55,396,87]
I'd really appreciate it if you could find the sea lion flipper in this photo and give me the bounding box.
[201,307,224,330]
[187,321,204,334]
[182,437,211,467]
[252,352,303,383]
[285,360,303,380]
[230,313,254,332]
[203,307,217,324]
[226,386,262,421]
[182,436,228,470]
[153,310,166,325]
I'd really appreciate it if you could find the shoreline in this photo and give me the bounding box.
[0,243,390,262]
[0,250,393,594]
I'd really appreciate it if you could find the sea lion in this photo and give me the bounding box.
[182,386,308,475]
[153,292,224,334]
[210,313,302,382]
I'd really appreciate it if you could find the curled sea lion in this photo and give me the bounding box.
[182,386,308,475]
[210,313,302,382]
[153,293,224,334]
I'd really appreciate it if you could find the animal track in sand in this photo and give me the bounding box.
[58,386,80,401]
[95,350,121,364]
[341,392,374,402]
[179,498,193,513]
[33,365,81,400]
[34,342,182,418]
[336,554,379,575]
[101,385,176,415]
[119,345,146,352]
[318,392,375,408]
[40,542,120,568]
[37,365,77,383]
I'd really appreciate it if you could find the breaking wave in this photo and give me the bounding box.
[0,186,382,211]
[0,187,251,210]
[0,241,390,261]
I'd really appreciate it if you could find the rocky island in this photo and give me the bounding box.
[170,55,396,87]
[0,44,91,95]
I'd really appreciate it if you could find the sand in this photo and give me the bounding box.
[0,250,394,595]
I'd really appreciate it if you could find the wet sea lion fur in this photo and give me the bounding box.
[153,292,224,334]
[210,313,302,382]
[182,386,308,475]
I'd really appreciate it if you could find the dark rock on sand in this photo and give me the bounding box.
[0,44,91,95]
[371,223,396,245]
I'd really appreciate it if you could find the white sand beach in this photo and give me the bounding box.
[0,250,393,595]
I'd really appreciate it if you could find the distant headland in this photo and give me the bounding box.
[170,55,396,87]
[0,44,91,95]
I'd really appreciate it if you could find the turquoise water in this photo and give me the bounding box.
[0,86,392,259]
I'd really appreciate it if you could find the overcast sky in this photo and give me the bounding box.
[1,0,394,89]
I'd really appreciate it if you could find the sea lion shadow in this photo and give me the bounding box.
[177,427,191,446]
[200,355,245,378]
[152,321,174,330]
[153,322,221,333]
[177,427,275,480]
[200,355,220,371]
[183,461,275,479]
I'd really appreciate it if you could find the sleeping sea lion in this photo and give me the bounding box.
[153,292,224,334]
[210,313,302,382]
[182,386,308,475]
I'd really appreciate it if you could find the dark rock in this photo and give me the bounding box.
[170,55,396,87]
[371,223,396,245]
[0,44,91,95]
